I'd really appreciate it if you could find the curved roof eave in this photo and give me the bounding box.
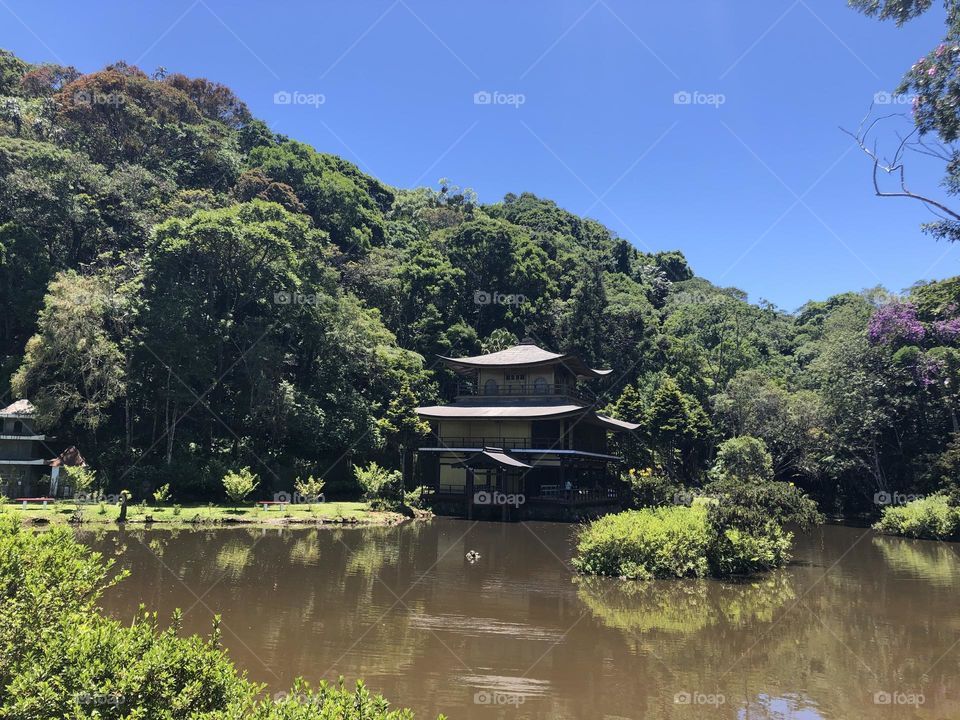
[437,353,612,379]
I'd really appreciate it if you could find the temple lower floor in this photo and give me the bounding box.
[413,449,625,521]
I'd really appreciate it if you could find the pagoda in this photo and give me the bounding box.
[414,340,639,519]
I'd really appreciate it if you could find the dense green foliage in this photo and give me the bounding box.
[874,494,960,539]
[1,49,959,513]
[0,515,435,718]
[572,505,714,580]
[572,503,793,580]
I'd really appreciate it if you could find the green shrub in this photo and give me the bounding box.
[354,462,403,510]
[624,468,681,507]
[572,506,713,580]
[874,494,960,539]
[404,486,433,510]
[0,515,438,718]
[294,475,325,503]
[222,467,259,507]
[704,477,823,532]
[573,504,795,580]
[153,483,172,505]
[708,525,793,576]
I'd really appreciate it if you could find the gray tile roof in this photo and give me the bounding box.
[0,399,36,417]
[438,343,612,378]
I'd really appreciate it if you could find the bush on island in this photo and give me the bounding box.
[874,494,960,540]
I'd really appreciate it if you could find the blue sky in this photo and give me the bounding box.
[2,0,955,309]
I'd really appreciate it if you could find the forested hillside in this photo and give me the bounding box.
[1,48,958,511]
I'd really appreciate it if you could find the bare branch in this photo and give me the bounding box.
[841,110,960,223]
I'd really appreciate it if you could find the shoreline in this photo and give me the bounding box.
[4,501,428,529]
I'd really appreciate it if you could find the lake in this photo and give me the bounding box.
[80,520,960,719]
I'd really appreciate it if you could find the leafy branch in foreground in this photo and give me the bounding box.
[0,514,442,719]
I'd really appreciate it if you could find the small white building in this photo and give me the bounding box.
[0,400,48,498]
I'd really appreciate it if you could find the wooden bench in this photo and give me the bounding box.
[19,497,55,507]
[258,500,289,511]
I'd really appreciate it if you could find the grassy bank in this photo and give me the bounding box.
[4,500,411,527]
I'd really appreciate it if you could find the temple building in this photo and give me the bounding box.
[414,340,640,519]
[0,400,48,498]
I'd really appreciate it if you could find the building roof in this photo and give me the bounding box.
[452,447,532,470]
[0,399,36,418]
[415,403,640,432]
[438,342,612,379]
[417,403,587,421]
[595,414,642,432]
[49,446,86,468]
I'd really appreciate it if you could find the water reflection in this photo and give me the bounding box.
[83,522,960,719]
[576,573,795,635]
[873,535,960,587]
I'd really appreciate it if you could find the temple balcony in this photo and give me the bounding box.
[447,380,594,403]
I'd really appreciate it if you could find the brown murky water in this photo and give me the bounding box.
[80,520,960,719]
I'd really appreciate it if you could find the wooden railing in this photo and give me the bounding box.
[428,436,562,450]
[449,381,594,403]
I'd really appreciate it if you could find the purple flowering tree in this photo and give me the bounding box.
[867,301,926,345]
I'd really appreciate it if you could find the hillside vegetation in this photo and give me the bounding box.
[2,49,959,512]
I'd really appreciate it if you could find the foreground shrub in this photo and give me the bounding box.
[874,494,960,539]
[0,515,438,718]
